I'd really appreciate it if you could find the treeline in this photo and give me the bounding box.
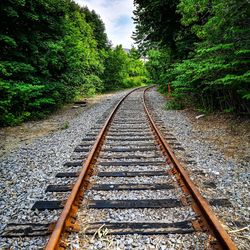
[133,0,250,113]
[0,0,147,126]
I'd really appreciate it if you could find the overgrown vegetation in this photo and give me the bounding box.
[0,0,147,126]
[133,0,250,114]
[102,46,148,91]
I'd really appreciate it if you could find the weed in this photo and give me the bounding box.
[165,99,184,110]
[61,121,69,130]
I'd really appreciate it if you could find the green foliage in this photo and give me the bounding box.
[165,99,185,110]
[102,46,148,91]
[82,7,109,50]
[61,121,69,130]
[123,76,148,88]
[0,80,66,126]
[145,49,172,84]
[133,0,182,54]
[134,0,250,114]
[0,0,148,126]
[77,75,104,97]
[0,0,112,126]
[62,10,104,89]
[0,35,17,48]
[102,46,129,90]
[0,61,35,79]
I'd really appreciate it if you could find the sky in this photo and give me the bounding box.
[75,0,135,48]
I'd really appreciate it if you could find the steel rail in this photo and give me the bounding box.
[143,87,237,250]
[45,87,142,250]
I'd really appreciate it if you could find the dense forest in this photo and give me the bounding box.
[1,0,249,126]
[133,0,250,113]
[0,0,147,126]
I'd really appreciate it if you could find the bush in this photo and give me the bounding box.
[75,75,104,97]
[123,76,149,88]
[165,99,184,110]
[0,80,69,126]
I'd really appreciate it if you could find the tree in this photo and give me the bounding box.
[102,46,148,91]
[133,0,183,55]
[134,0,250,113]
[81,7,109,50]
[0,0,106,125]
[62,10,104,95]
[172,0,250,112]
[0,0,150,126]
[102,46,129,90]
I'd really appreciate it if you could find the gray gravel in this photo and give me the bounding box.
[3,87,248,249]
[67,89,210,249]
[84,207,196,222]
[146,87,250,249]
[68,232,208,250]
[95,165,169,172]
[91,176,173,184]
[0,90,130,249]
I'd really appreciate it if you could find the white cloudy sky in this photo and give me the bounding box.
[75,0,135,48]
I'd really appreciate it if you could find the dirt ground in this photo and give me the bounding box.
[1,92,250,162]
[0,92,115,158]
[182,109,250,162]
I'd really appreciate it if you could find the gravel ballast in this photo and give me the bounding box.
[1,87,248,249]
[66,89,211,249]
[146,87,250,249]
[0,90,130,249]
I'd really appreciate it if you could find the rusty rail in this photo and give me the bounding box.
[45,86,237,249]
[45,87,141,249]
[143,86,237,250]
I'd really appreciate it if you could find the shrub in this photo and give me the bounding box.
[123,76,148,88]
[0,80,69,126]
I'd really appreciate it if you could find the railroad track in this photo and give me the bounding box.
[2,87,237,249]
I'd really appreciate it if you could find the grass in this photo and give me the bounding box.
[60,121,69,130]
